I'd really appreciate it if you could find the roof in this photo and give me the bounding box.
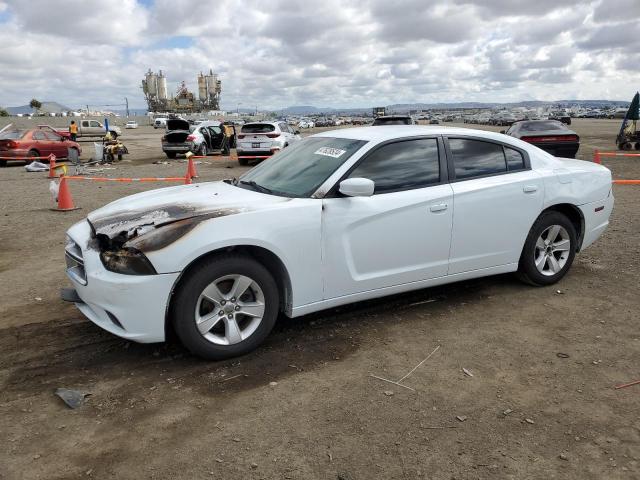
[313,125,514,143]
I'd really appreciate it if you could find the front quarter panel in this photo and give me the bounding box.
[142,199,323,309]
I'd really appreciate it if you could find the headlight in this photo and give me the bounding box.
[100,248,157,275]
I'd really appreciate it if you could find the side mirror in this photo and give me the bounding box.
[500,130,506,134]
[339,178,375,197]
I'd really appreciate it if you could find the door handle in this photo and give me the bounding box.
[523,185,538,193]
[430,203,448,212]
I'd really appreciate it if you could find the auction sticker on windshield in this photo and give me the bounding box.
[314,147,346,158]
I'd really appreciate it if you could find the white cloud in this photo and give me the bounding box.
[0,0,638,110]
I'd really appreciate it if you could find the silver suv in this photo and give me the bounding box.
[236,121,301,165]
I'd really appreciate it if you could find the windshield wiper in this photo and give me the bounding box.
[239,180,273,194]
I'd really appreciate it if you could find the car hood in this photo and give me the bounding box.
[87,181,289,249]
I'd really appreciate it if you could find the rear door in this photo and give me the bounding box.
[445,136,544,274]
[322,137,453,298]
[31,130,50,156]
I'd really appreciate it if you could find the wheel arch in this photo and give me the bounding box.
[539,203,585,251]
[165,244,293,339]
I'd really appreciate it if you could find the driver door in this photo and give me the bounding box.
[321,137,453,299]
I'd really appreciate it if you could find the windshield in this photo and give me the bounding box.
[0,130,26,140]
[238,137,367,197]
[242,123,275,133]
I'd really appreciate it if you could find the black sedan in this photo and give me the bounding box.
[502,120,579,158]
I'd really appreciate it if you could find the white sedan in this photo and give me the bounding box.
[62,126,613,359]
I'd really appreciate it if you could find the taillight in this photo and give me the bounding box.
[266,133,279,138]
[6,141,18,149]
[237,134,245,139]
[521,135,578,143]
[186,135,196,141]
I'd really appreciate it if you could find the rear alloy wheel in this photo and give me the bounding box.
[172,255,279,360]
[517,211,577,286]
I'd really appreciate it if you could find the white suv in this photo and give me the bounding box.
[236,122,300,165]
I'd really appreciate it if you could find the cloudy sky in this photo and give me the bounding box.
[0,0,638,110]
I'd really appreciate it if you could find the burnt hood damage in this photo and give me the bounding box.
[86,181,287,255]
[89,204,247,253]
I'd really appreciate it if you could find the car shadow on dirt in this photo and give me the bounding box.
[1,274,522,401]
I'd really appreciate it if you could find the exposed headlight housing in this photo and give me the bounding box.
[99,248,157,275]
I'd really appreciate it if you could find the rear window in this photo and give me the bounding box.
[520,121,567,132]
[0,130,26,140]
[372,117,412,126]
[242,123,275,133]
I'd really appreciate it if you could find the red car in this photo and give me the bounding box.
[0,125,81,167]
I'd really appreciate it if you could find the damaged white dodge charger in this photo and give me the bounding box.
[62,126,613,359]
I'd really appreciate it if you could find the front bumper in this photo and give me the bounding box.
[64,220,180,343]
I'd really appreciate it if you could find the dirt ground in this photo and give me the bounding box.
[1,119,639,480]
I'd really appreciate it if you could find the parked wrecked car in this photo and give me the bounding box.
[161,119,230,158]
[236,121,300,165]
[62,126,613,360]
[372,115,415,126]
[504,120,579,158]
[0,124,82,167]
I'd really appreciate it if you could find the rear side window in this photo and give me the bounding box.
[505,147,525,171]
[449,138,506,180]
[32,131,46,140]
[349,138,440,194]
[242,123,275,134]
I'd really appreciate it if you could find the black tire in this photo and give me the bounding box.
[117,153,123,161]
[238,155,248,166]
[165,151,177,159]
[25,150,39,165]
[517,211,577,286]
[199,143,207,156]
[0,160,6,167]
[622,142,633,151]
[172,255,280,360]
[634,143,640,151]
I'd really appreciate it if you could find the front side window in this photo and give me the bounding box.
[348,138,440,194]
[239,137,367,197]
[450,138,507,180]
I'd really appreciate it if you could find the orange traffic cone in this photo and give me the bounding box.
[188,156,198,179]
[593,149,601,164]
[48,154,58,178]
[184,171,192,185]
[52,177,80,211]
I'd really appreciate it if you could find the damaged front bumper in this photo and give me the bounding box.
[63,220,180,343]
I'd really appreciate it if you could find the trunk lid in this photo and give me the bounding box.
[166,118,190,131]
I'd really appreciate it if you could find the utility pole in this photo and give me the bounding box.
[125,97,129,118]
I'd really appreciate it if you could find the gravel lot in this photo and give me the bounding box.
[1,119,639,479]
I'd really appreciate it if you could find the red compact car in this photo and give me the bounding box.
[0,126,81,167]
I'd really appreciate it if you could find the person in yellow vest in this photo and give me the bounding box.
[69,121,78,142]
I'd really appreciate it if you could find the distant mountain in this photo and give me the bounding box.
[7,101,72,115]
[268,99,631,116]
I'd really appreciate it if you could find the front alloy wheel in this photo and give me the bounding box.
[172,255,279,360]
[195,274,265,346]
